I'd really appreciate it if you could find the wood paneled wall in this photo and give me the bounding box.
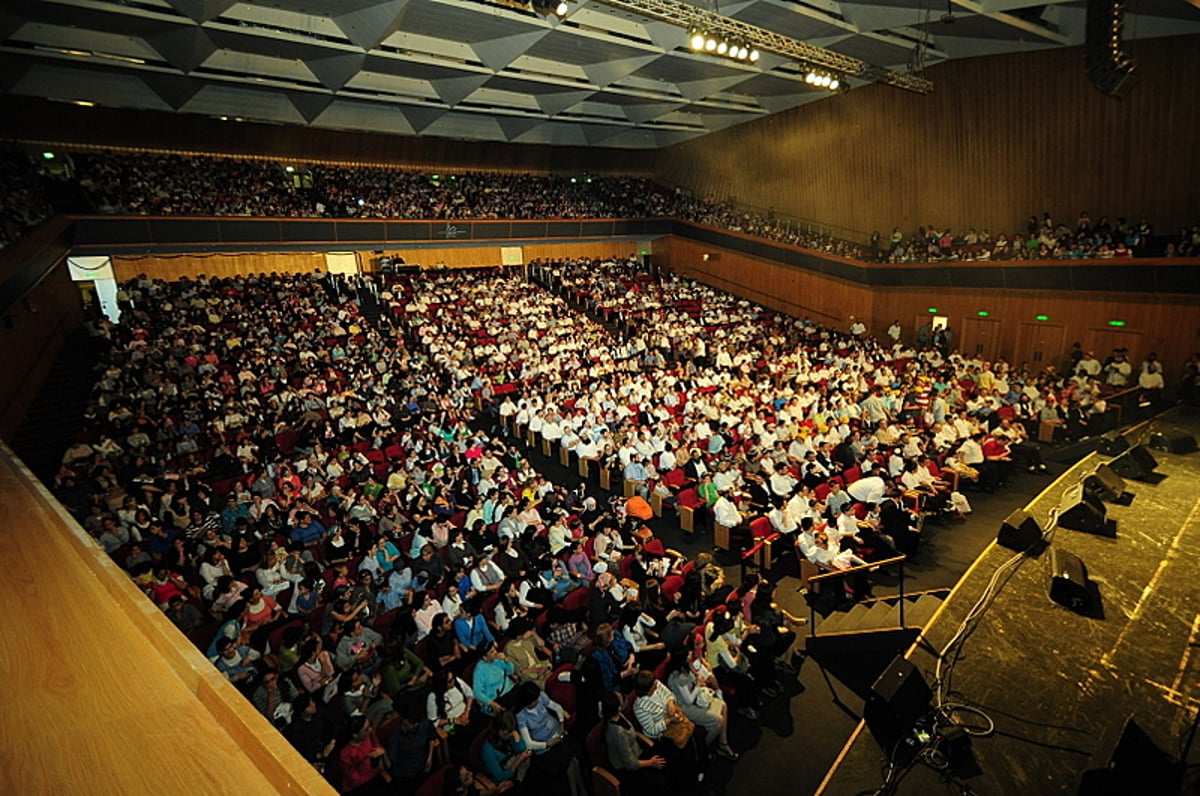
[658,236,868,324]
[656,34,1200,239]
[113,240,645,281]
[2,96,654,176]
[659,236,1200,378]
[0,264,84,442]
[112,252,332,282]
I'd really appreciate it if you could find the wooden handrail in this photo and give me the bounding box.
[808,554,906,583]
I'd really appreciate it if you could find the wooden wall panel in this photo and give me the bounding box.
[112,253,332,282]
[656,34,1200,240]
[0,264,84,442]
[853,286,1196,377]
[659,236,871,324]
[662,236,1200,378]
[2,96,654,176]
[113,241,645,281]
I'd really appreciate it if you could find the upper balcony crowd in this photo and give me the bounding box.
[3,146,1197,261]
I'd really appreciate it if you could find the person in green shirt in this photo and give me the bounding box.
[380,638,432,696]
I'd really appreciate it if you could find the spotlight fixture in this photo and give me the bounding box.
[689,27,759,64]
[531,0,567,16]
[804,68,844,91]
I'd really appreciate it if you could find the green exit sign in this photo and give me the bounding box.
[1108,320,1126,327]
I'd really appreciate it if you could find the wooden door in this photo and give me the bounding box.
[959,317,1001,358]
[1016,322,1066,370]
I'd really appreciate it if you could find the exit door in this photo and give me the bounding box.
[960,317,1001,357]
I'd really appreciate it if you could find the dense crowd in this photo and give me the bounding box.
[879,210,1199,262]
[0,148,54,251]
[6,148,1191,262]
[49,255,1173,794]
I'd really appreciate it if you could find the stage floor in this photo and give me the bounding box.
[819,409,1200,796]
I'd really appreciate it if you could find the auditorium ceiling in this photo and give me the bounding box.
[1,0,1198,149]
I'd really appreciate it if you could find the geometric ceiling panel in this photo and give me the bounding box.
[495,115,546,142]
[140,72,206,109]
[164,0,238,25]
[181,84,309,124]
[13,63,174,111]
[471,30,552,71]
[421,111,506,142]
[285,90,335,123]
[535,89,599,116]
[142,26,217,73]
[309,98,417,135]
[581,54,661,86]
[828,33,921,65]
[429,74,492,106]
[396,105,447,134]
[331,0,412,51]
[303,52,367,91]
[0,0,1191,148]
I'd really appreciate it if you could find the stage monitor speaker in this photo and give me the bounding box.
[1149,429,1198,455]
[1083,464,1126,503]
[1078,716,1184,796]
[864,656,932,749]
[1049,548,1096,614]
[1096,430,1129,457]
[1107,445,1158,480]
[997,509,1043,552]
[1058,484,1113,537]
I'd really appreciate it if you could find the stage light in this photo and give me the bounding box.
[749,49,760,62]
[690,31,705,50]
[705,37,717,51]
[735,46,748,59]
[805,68,843,91]
[716,41,728,54]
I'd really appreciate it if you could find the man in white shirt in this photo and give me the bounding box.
[713,492,744,529]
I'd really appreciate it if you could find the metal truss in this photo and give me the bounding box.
[597,0,934,93]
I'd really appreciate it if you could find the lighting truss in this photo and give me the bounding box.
[595,0,933,94]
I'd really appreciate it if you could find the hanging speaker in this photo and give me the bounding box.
[1096,430,1129,457]
[1049,548,1096,614]
[1058,484,1113,537]
[1149,429,1197,455]
[997,509,1043,552]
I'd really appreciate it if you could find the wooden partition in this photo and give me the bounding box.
[0,442,333,794]
[656,34,1200,241]
[658,236,871,325]
[112,252,333,282]
[660,235,1200,376]
[112,240,646,281]
[0,252,84,443]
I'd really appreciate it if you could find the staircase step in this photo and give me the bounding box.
[901,594,944,628]
[816,608,856,634]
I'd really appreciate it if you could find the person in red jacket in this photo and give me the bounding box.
[337,714,390,794]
